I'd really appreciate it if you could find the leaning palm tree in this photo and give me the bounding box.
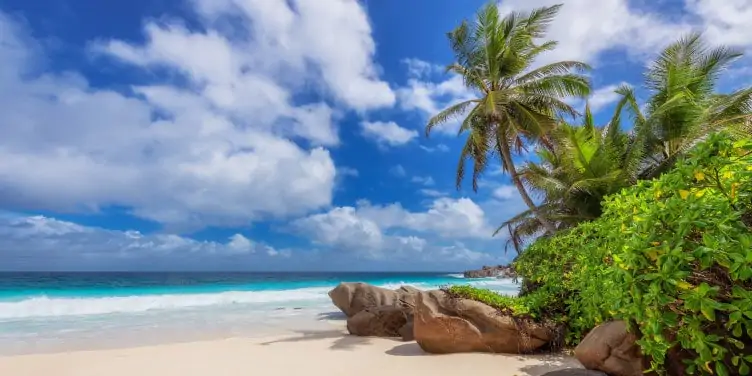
[426,2,591,235]
[614,32,752,178]
[497,104,644,251]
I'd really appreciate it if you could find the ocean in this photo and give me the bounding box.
[0,272,519,355]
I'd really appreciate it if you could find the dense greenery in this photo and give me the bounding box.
[497,105,643,249]
[606,135,752,375]
[453,135,752,374]
[429,3,752,374]
[494,34,752,250]
[425,3,590,234]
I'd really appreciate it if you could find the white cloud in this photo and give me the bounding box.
[402,58,442,78]
[496,0,692,66]
[389,164,407,177]
[290,197,498,261]
[336,166,359,177]
[588,83,627,112]
[360,121,417,147]
[420,144,450,153]
[354,197,493,239]
[419,189,445,197]
[492,185,518,200]
[0,0,394,230]
[411,175,435,186]
[686,0,752,49]
[0,215,287,270]
[290,206,385,252]
[396,63,475,135]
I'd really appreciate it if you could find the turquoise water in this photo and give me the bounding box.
[0,272,519,354]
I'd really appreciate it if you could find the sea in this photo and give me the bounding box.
[0,272,519,355]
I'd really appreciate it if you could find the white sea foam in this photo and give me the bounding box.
[0,279,519,321]
[444,273,466,279]
[0,287,332,320]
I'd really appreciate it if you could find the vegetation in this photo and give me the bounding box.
[606,135,752,375]
[425,2,591,234]
[452,135,752,374]
[497,104,644,249]
[428,2,752,374]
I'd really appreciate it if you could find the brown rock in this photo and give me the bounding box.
[574,321,643,376]
[413,290,551,354]
[463,265,517,279]
[399,321,414,341]
[329,282,415,317]
[346,306,407,337]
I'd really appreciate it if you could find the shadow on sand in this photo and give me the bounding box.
[384,343,429,357]
[384,344,583,376]
[316,311,347,321]
[260,330,373,351]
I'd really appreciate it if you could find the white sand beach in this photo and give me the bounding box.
[0,329,584,376]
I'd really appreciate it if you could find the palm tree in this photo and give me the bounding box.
[614,32,752,178]
[426,2,591,235]
[497,104,644,251]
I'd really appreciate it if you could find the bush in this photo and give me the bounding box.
[514,134,752,374]
[604,135,752,375]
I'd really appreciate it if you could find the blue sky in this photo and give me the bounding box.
[0,0,749,271]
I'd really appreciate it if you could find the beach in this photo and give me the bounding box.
[0,272,585,376]
[0,328,584,376]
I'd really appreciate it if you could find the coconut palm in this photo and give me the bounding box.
[425,2,591,234]
[615,32,752,178]
[497,104,645,251]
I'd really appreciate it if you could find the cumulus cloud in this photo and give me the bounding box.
[397,70,476,135]
[290,197,498,262]
[0,0,394,230]
[360,121,417,147]
[496,0,691,66]
[351,197,493,239]
[0,215,288,271]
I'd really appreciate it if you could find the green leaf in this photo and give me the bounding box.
[717,362,729,376]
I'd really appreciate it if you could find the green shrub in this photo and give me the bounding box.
[446,284,562,321]
[604,135,752,375]
[457,134,751,374]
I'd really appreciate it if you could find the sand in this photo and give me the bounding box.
[0,329,585,376]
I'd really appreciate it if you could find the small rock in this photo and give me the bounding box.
[574,321,643,376]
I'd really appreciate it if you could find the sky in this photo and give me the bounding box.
[0,0,750,271]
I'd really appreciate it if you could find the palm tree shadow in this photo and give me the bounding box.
[259,330,373,351]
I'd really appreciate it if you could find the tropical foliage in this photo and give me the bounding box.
[496,33,752,248]
[454,135,752,375]
[428,3,752,374]
[425,2,591,234]
[497,104,644,249]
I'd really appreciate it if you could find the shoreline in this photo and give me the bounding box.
[0,328,584,376]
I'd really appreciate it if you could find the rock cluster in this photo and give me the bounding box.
[328,282,648,376]
[463,264,516,278]
[328,283,550,354]
[328,283,418,340]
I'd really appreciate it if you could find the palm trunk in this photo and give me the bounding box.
[499,139,558,235]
